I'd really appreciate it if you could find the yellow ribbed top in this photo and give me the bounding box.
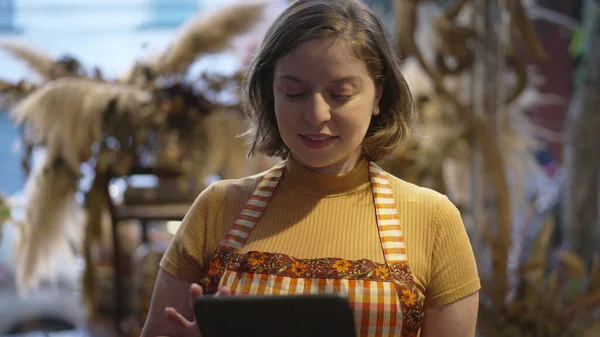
[160,157,480,307]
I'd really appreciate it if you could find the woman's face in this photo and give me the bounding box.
[273,38,382,174]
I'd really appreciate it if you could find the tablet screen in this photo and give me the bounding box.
[194,294,357,337]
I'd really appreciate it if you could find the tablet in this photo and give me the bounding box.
[194,294,357,337]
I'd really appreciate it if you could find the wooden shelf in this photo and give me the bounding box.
[114,203,191,221]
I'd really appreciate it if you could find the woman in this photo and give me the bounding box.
[141,0,480,336]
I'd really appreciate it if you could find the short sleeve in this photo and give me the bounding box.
[159,183,224,283]
[424,196,481,308]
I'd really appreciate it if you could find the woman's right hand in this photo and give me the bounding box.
[164,283,232,337]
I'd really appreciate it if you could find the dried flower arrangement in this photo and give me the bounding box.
[382,1,599,335]
[0,1,277,313]
[478,215,600,336]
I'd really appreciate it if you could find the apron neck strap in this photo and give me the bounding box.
[218,161,408,264]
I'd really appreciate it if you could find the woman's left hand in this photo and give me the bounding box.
[164,283,232,337]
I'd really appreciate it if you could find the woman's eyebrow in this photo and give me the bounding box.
[276,75,361,84]
[329,76,361,84]
[277,74,305,82]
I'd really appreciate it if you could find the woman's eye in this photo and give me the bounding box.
[284,92,308,99]
[330,94,352,101]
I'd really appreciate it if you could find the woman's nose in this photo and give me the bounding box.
[304,93,331,126]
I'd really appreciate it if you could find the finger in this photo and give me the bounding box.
[165,307,194,329]
[215,286,232,296]
[188,283,204,320]
[190,283,204,298]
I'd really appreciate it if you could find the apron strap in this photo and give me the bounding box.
[218,161,287,250]
[368,162,408,263]
[218,160,409,266]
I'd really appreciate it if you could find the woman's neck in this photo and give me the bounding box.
[290,150,362,175]
[283,154,370,197]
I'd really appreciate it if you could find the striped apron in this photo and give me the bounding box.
[200,161,424,336]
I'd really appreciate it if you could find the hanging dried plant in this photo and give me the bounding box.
[1,1,283,317]
[478,216,600,336]
[392,2,600,336]
[0,78,37,111]
[123,1,267,84]
[0,41,85,80]
[12,156,84,295]
[387,0,556,322]
[11,78,152,172]
[0,41,56,79]
[9,78,153,295]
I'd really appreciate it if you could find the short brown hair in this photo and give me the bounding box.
[241,0,415,162]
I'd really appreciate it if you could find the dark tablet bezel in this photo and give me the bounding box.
[194,294,357,337]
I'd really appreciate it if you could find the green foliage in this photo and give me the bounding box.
[0,193,9,222]
[569,26,584,58]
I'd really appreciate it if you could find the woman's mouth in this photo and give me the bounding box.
[300,134,338,149]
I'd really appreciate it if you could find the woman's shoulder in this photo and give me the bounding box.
[381,170,451,208]
[210,171,267,196]
[378,169,479,307]
[196,170,269,206]
[378,168,464,229]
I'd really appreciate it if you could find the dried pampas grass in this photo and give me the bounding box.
[11,78,152,173]
[146,1,267,77]
[0,41,56,80]
[10,78,152,296]
[13,155,85,295]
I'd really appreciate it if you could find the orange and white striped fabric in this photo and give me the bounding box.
[200,162,424,336]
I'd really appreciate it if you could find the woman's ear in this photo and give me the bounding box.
[373,84,383,116]
[375,83,383,103]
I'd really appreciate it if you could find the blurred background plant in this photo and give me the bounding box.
[1,0,598,336]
